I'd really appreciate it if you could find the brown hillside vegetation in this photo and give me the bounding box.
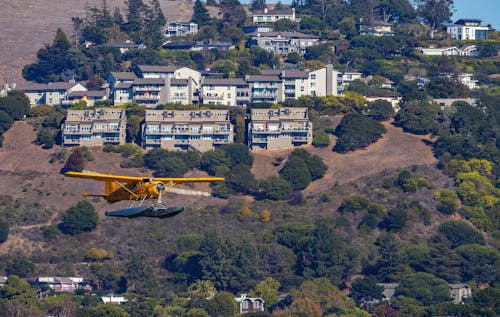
[0,119,439,255]
[252,120,438,193]
[0,0,193,85]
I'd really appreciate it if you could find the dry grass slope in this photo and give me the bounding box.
[0,0,194,85]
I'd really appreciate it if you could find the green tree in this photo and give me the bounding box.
[473,287,500,317]
[0,275,39,316]
[350,276,384,306]
[58,200,98,235]
[365,99,395,121]
[0,90,31,120]
[334,113,386,153]
[259,176,293,200]
[415,0,454,38]
[199,231,237,290]
[456,244,499,283]
[438,220,484,248]
[299,220,358,286]
[86,303,130,316]
[252,277,280,308]
[395,272,450,305]
[394,100,440,135]
[204,291,238,317]
[5,258,35,277]
[251,0,266,11]
[192,0,211,25]
[280,156,312,190]
[434,189,458,214]
[380,207,407,232]
[188,280,217,299]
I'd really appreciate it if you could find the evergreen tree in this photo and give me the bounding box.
[251,0,266,11]
[124,0,145,33]
[280,156,312,190]
[192,0,211,25]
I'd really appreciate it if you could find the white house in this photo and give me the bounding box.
[16,81,87,107]
[446,19,490,41]
[201,78,247,106]
[252,7,297,23]
[164,21,198,38]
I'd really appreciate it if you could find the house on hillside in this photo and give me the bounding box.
[37,277,92,293]
[61,90,108,107]
[449,284,472,304]
[163,21,198,38]
[235,294,265,314]
[446,19,491,41]
[420,45,479,56]
[357,19,394,36]
[252,7,298,23]
[99,41,146,53]
[16,81,87,107]
[101,294,128,305]
[248,31,320,55]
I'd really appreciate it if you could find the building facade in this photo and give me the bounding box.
[164,22,198,37]
[248,31,319,55]
[142,109,234,152]
[16,81,87,107]
[201,78,248,106]
[248,107,313,151]
[447,19,490,41]
[61,108,127,147]
[252,7,297,23]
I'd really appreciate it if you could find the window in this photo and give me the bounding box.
[310,74,316,79]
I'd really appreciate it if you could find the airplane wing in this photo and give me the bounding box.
[65,171,224,184]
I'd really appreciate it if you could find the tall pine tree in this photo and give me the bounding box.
[192,0,211,25]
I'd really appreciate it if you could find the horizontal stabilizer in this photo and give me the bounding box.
[105,206,184,219]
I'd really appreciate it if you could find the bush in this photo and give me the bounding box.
[365,99,395,121]
[5,258,35,277]
[435,189,458,214]
[394,100,440,135]
[61,149,85,173]
[259,176,293,201]
[0,218,9,243]
[438,220,484,248]
[313,131,330,147]
[59,200,98,235]
[333,113,386,153]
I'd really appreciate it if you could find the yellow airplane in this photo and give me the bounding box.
[65,171,224,218]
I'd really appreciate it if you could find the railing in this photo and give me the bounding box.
[203,95,224,100]
[134,87,161,92]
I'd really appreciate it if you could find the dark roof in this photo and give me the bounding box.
[260,69,282,76]
[253,8,294,16]
[16,82,81,91]
[110,72,137,80]
[115,82,133,89]
[133,78,165,85]
[455,18,482,24]
[250,31,319,39]
[138,65,178,73]
[67,90,107,98]
[247,75,281,82]
[203,78,246,86]
[282,69,308,78]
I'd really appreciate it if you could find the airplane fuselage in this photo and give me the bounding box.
[104,181,162,203]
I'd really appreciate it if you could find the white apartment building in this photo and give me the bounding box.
[447,19,490,41]
[142,109,233,152]
[201,78,248,107]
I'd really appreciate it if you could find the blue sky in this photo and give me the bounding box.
[452,0,499,29]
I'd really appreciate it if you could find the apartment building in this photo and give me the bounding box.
[61,90,108,107]
[447,19,490,41]
[248,107,312,151]
[201,78,248,106]
[247,75,283,104]
[252,7,297,23]
[248,31,320,55]
[283,66,344,98]
[142,109,233,152]
[16,81,87,107]
[61,108,127,147]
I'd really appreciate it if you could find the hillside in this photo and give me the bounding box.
[0,0,194,86]
[0,119,440,256]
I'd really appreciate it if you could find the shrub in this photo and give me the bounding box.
[438,220,484,248]
[259,176,293,201]
[435,189,458,214]
[333,113,386,153]
[365,99,395,121]
[0,218,8,243]
[313,131,330,147]
[61,149,85,173]
[59,200,98,235]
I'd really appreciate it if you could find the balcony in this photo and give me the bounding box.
[133,95,159,100]
[203,94,224,100]
[134,86,161,92]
